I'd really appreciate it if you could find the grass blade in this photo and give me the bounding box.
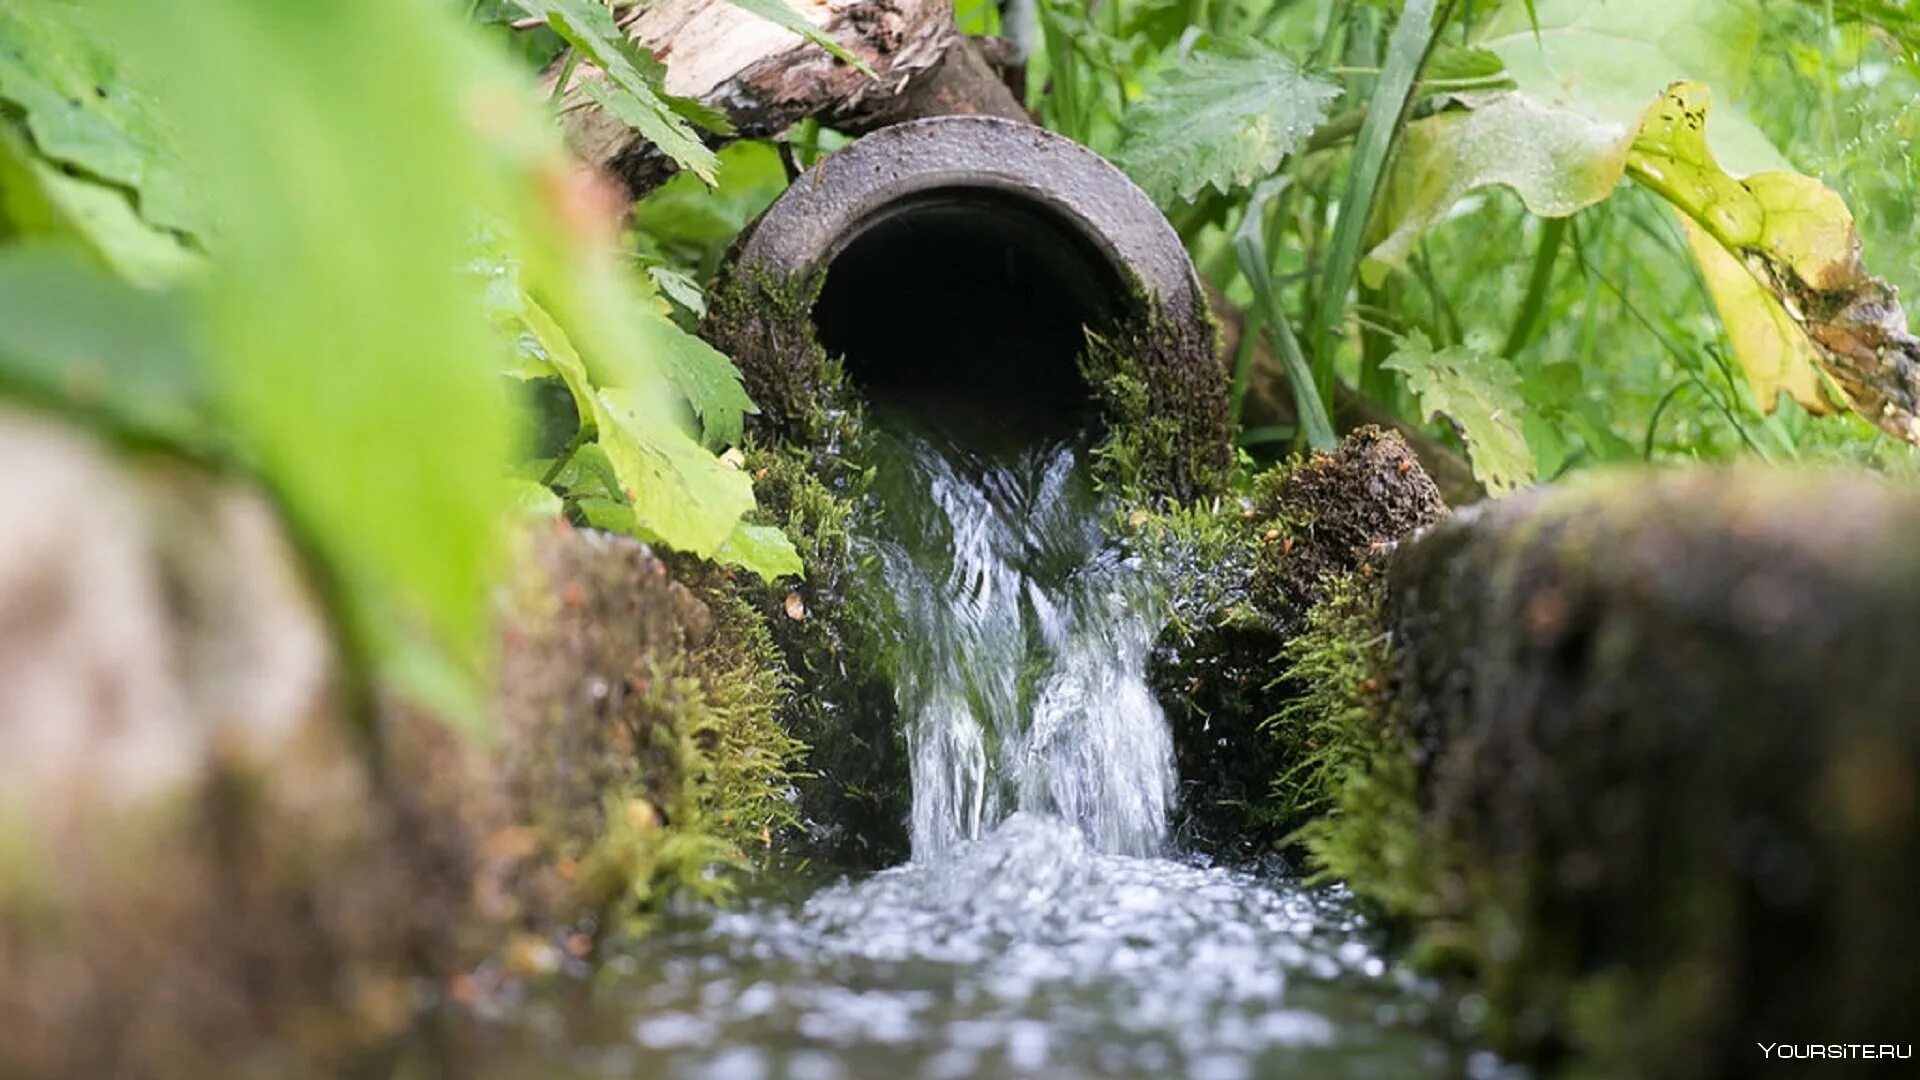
[1236,178,1337,452]
[1314,0,1441,403]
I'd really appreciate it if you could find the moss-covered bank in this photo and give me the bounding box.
[1124,427,1446,851]
[0,408,800,1077]
[1285,468,1920,1076]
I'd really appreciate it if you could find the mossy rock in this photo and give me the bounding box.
[1308,468,1920,1075]
[1126,427,1447,852]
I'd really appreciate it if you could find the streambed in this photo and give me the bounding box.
[466,413,1502,1079]
[466,816,1494,1078]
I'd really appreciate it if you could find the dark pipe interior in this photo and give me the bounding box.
[812,188,1126,441]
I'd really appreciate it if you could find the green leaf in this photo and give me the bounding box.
[1421,45,1513,90]
[722,0,875,76]
[1113,37,1338,205]
[713,522,804,583]
[592,385,757,555]
[0,123,199,286]
[0,242,207,446]
[518,0,721,182]
[1475,0,1785,175]
[0,4,208,238]
[1383,332,1537,494]
[1364,91,1629,284]
[633,304,755,449]
[506,477,565,518]
[104,0,524,707]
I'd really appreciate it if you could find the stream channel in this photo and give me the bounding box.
[471,406,1502,1079]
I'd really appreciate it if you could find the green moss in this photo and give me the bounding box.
[1283,574,1436,916]
[1128,428,1447,853]
[1078,298,1232,503]
[685,583,804,851]
[701,263,844,447]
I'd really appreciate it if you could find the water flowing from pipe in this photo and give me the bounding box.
[865,425,1174,860]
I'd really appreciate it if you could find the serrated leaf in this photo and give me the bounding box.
[1113,38,1338,205]
[0,4,208,238]
[592,385,757,555]
[518,0,719,182]
[1383,333,1536,494]
[713,522,804,583]
[722,0,874,76]
[1626,83,1920,440]
[633,304,753,449]
[576,77,718,184]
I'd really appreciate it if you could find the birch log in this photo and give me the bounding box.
[550,0,1027,195]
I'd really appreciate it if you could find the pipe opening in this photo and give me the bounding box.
[811,188,1128,439]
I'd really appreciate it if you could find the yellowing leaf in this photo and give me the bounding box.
[1677,214,1829,415]
[1626,82,1920,440]
[1383,333,1536,495]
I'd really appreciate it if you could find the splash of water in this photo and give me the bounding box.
[867,427,1175,859]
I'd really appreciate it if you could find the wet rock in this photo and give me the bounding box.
[1128,427,1447,851]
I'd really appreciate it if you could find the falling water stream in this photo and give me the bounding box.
[466,410,1495,1078]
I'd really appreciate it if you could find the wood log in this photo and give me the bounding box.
[551,0,1027,196]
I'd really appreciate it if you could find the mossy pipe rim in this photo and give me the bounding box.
[708,116,1232,499]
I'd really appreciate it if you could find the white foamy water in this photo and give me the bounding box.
[873,434,1175,859]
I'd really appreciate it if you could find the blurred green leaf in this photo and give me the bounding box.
[1113,37,1338,205]
[0,242,207,445]
[105,0,525,724]
[1384,332,1537,494]
[506,476,565,517]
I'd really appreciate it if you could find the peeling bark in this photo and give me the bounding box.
[551,0,1026,196]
